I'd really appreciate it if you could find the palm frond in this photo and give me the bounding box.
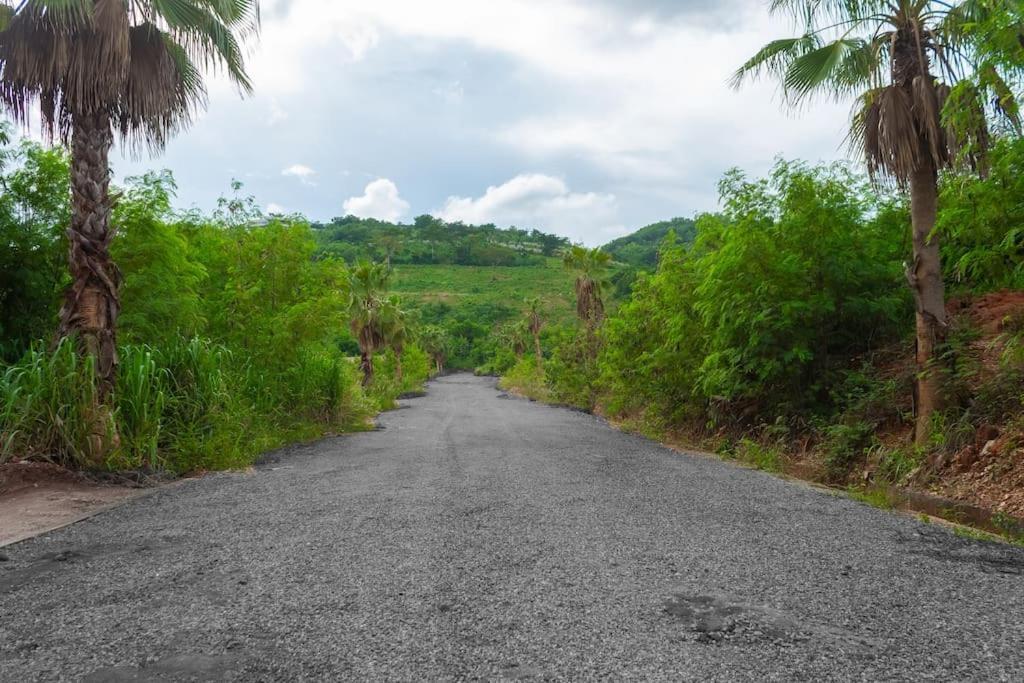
[783,38,866,101]
[731,36,819,88]
[0,0,256,149]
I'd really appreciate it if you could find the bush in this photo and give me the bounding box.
[821,421,875,479]
[876,445,926,484]
[499,357,548,401]
[543,328,600,411]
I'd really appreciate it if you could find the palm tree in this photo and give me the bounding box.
[563,245,611,332]
[525,297,544,371]
[497,320,529,358]
[375,234,403,268]
[0,0,258,402]
[418,324,450,374]
[383,295,409,383]
[348,261,391,386]
[733,0,1023,444]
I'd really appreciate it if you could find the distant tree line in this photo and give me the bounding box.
[311,214,570,267]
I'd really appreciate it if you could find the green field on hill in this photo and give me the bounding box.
[391,259,577,325]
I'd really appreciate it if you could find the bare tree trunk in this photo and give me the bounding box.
[533,332,543,372]
[395,352,403,383]
[907,155,946,446]
[58,110,120,462]
[360,351,374,387]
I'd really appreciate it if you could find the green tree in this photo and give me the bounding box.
[348,261,393,386]
[113,171,205,345]
[938,137,1024,291]
[563,245,612,334]
[374,234,403,268]
[418,324,451,374]
[0,0,258,416]
[733,0,1024,444]
[383,295,410,382]
[0,130,69,356]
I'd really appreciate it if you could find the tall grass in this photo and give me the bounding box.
[1,335,418,473]
[0,339,109,467]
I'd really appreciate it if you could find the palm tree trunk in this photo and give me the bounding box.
[58,110,121,463]
[395,352,403,383]
[533,332,542,372]
[59,110,120,394]
[907,155,947,446]
[360,350,374,386]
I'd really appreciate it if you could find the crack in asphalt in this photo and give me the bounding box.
[1,374,1023,681]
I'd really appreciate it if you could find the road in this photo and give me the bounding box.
[2,374,1023,681]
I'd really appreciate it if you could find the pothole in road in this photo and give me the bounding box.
[663,593,881,652]
[663,593,803,646]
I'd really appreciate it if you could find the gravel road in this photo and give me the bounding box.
[2,374,1023,681]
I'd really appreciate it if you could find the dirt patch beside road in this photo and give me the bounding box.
[0,461,143,547]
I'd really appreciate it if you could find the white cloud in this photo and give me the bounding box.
[266,202,286,214]
[343,178,411,222]
[437,173,621,244]
[244,1,849,207]
[282,164,317,185]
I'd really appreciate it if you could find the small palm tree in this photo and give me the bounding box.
[563,245,611,331]
[525,297,544,371]
[375,234,403,268]
[418,324,450,374]
[383,295,409,383]
[733,0,1024,444]
[497,320,529,358]
[0,0,258,400]
[347,261,392,386]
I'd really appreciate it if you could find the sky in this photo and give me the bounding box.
[112,0,854,246]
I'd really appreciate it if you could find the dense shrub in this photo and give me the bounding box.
[0,133,68,358]
[591,160,910,426]
[939,138,1024,293]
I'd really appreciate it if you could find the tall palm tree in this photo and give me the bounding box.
[0,0,258,401]
[733,0,1023,444]
[525,297,544,371]
[348,261,391,386]
[563,245,611,332]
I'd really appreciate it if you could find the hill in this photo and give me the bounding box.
[602,217,696,267]
[312,215,570,267]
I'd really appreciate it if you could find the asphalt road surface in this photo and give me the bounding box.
[2,374,1024,681]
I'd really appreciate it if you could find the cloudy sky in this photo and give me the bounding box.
[114,0,852,245]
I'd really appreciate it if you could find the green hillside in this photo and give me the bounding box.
[602,217,696,267]
[389,259,578,370]
[392,259,574,321]
[312,215,569,267]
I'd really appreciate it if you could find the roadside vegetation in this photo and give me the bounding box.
[0,138,430,474]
